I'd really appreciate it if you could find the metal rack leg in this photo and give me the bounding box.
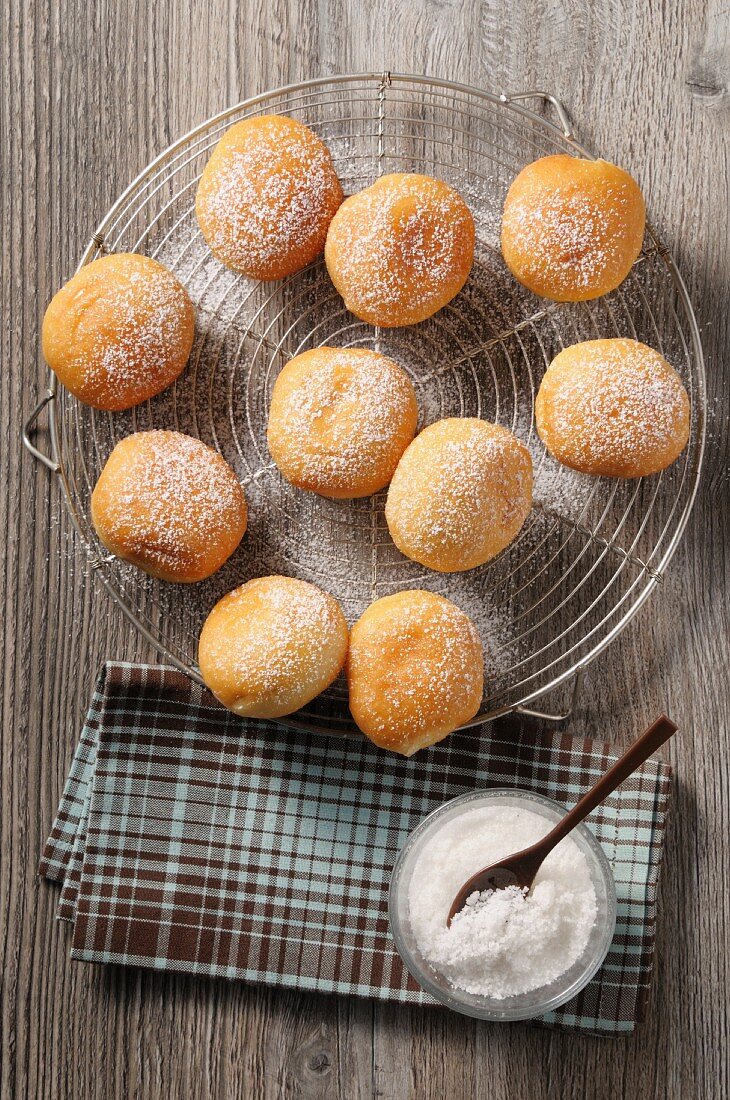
[514,668,585,723]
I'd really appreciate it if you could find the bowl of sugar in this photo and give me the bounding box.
[388,788,616,1020]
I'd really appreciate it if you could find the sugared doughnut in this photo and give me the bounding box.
[267,346,418,499]
[195,114,343,280]
[91,431,247,582]
[535,338,690,477]
[385,418,533,572]
[501,155,645,301]
[42,253,195,411]
[347,590,483,755]
[324,173,475,327]
[198,576,349,719]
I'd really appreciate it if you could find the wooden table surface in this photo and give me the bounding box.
[2,1,729,1097]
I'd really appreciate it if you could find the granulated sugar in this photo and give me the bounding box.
[408,804,597,999]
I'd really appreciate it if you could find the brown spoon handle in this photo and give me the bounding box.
[537,714,677,855]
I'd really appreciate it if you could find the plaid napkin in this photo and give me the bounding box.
[41,662,671,1035]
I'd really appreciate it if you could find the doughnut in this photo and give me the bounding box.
[42,253,195,411]
[535,338,690,477]
[501,155,646,301]
[267,346,418,499]
[91,431,247,582]
[385,418,533,572]
[195,114,343,280]
[198,576,349,719]
[324,173,475,326]
[347,590,483,755]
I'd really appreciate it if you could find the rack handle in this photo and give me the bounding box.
[499,90,573,139]
[22,390,60,472]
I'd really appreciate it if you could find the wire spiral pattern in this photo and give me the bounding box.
[46,74,706,734]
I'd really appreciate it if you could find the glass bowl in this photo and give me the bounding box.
[388,788,617,1021]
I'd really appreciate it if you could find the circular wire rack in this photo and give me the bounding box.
[33,73,706,735]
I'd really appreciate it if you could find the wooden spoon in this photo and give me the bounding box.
[447,715,677,926]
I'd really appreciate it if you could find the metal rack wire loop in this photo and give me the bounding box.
[24,73,706,736]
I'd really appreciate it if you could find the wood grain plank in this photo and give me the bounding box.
[1,0,728,1097]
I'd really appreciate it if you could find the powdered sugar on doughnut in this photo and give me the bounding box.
[196,115,343,279]
[504,190,630,291]
[347,590,484,753]
[92,430,247,579]
[536,339,690,477]
[501,157,645,301]
[232,580,343,692]
[267,347,418,496]
[93,267,192,385]
[386,419,533,572]
[44,253,194,410]
[325,173,475,326]
[199,576,348,717]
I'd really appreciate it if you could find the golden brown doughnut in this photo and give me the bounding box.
[42,253,195,411]
[347,590,483,755]
[501,155,646,301]
[324,173,475,326]
[266,346,418,499]
[195,114,343,279]
[385,418,533,572]
[535,338,690,477]
[198,576,349,719]
[91,431,247,582]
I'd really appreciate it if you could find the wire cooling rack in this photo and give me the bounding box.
[24,73,706,735]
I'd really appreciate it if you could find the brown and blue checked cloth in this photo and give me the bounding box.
[40,662,672,1035]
